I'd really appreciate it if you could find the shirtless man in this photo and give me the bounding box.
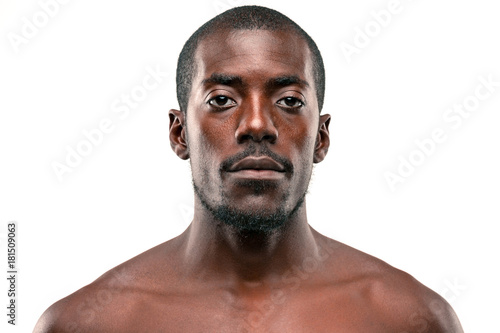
[34,6,464,332]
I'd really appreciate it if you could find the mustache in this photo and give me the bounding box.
[220,144,294,173]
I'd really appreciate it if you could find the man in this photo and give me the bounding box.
[34,6,463,332]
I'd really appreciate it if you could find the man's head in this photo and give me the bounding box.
[176,5,326,114]
[169,6,330,233]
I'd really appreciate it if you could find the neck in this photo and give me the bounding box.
[179,198,323,287]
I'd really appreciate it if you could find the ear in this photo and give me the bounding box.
[313,114,331,163]
[169,109,189,160]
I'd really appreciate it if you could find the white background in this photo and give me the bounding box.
[1,0,499,331]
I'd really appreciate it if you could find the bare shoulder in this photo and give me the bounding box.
[33,263,149,333]
[321,237,464,332]
[33,236,184,333]
[368,263,463,332]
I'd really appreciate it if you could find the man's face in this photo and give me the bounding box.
[174,29,329,232]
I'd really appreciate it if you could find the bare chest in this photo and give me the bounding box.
[115,287,397,333]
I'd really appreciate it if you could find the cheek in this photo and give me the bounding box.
[187,125,223,181]
[285,120,318,156]
[286,122,318,176]
[296,135,317,172]
[192,111,234,149]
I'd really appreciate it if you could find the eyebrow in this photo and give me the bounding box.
[201,73,310,90]
[265,75,310,90]
[201,73,245,87]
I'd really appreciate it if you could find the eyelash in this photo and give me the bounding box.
[276,96,305,109]
[207,96,236,109]
[207,95,305,110]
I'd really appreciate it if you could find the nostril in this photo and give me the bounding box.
[261,134,277,144]
[236,132,278,144]
[238,134,253,143]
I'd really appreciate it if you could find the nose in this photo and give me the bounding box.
[235,98,278,144]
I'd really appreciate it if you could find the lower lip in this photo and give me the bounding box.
[227,169,285,180]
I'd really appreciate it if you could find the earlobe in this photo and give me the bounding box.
[313,114,331,163]
[169,109,189,160]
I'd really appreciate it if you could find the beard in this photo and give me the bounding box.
[193,180,307,233]
[190,143,312,234]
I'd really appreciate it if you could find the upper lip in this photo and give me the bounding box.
[228,156,285,172]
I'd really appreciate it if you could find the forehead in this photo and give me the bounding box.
[193,29,315,89]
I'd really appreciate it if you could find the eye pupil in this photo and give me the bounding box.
[285,97,298,107]
[215,96,228,105]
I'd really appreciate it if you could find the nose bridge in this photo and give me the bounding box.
[235,93,278,143]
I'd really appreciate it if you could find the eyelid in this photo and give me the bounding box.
[207,96,237,105]
[276,98,304,109]
[276,92,306,109]
[204,89,235,101]
[206,91,237,110]
[279,90,306,101]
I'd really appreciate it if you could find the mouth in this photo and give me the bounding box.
[227,156,286,180]
[228,156,285,172]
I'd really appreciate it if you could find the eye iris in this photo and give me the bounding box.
[215,96,228,106]
[285,97,298,107]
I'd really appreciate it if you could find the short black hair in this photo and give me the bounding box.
[175,5,325,113]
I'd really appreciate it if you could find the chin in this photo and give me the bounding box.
[218,209,288,233]
[193,181,306,233]
[213,196,305,233]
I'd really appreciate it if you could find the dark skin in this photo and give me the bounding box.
[34,29,463,332]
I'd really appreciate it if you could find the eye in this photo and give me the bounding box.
[277,96,304,109]
[208,95,236,108]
